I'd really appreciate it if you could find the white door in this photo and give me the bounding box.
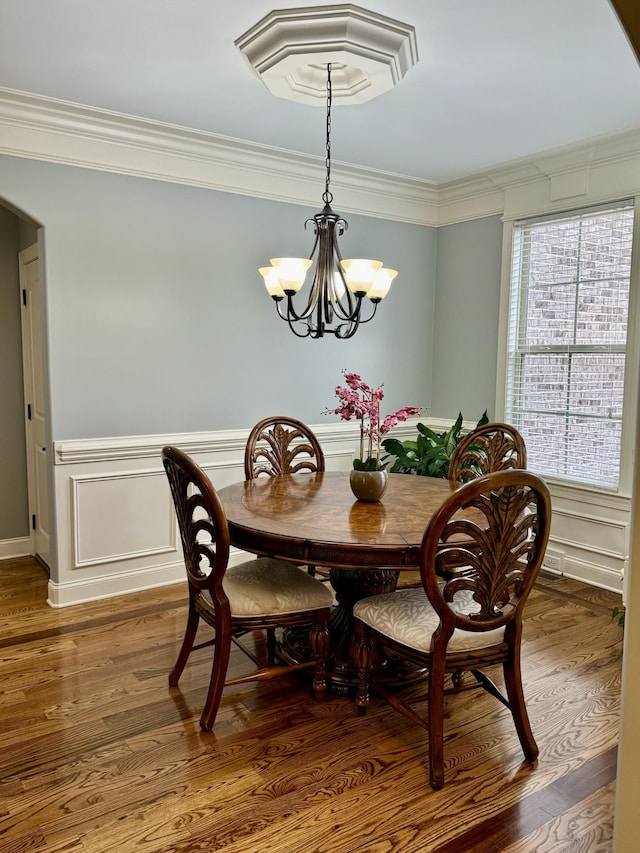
[19,244,51,569]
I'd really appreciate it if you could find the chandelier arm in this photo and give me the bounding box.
[335,322,358,339]
[333,298,380,339]
[272,299,314,338]
[323,223,363,323]
[288,318,314,338]
[355,300,379,325]
[282,292,317,323]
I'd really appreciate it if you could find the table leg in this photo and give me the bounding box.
[280,568,427,693]
[327,568,399,693]
[330,569,429,693]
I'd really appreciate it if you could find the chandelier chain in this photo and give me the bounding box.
[323,63,333,205]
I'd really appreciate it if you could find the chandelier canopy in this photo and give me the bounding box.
[258,63,398,339]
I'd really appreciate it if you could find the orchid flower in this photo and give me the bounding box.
[324,371,421,470]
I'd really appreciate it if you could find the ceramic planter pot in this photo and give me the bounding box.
[349,469,389,502]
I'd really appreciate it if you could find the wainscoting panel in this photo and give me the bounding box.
[71,469,176,567]
[49,421,366,606]
[550,507,628,556]
[47,419,629,605]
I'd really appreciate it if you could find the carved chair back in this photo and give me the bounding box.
[162,446,230,608]
[245,416,325,480]
[422,468,550,644]
[449,422,527,486]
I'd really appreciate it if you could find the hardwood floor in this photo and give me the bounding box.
[0,557,623,853]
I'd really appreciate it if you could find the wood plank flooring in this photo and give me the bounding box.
[0,557,623,853]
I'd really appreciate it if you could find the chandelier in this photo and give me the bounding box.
[258,64,397,340]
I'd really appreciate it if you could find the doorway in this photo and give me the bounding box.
[0,202,51,572]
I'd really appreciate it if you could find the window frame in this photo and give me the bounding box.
[496,196,640,497]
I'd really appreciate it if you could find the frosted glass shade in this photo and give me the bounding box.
[340,259,383,294]
[368,268,398,300]
[332,271,346,299]
[259,266,285,298]
[270,257,312,293]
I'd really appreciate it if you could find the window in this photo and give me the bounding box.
[504,201,635,489]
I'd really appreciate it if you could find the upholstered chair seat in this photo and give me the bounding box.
[205,557,332,618]
[354,587,506,654]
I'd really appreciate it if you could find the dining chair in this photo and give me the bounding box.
[245,416,326,579]
[353,469,551,788]
[162,446,332,731]
[449,421,527,486]
[244,415,325,479]
[397,422,528,593]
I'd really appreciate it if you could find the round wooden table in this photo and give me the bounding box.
[218,471,458,691]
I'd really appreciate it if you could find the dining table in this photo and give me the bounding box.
[217,470,460,692]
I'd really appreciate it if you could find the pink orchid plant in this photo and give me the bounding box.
[325,371,421,471]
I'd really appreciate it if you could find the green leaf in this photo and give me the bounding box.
[381,438,407,456]
[612,606,625,627]
[353,456,383,471]
[416,423,441,442]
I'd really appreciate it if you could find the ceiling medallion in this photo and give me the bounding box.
[235,4,418,106]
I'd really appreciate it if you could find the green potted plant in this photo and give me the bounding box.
[612,606,625,628]
[382,411,489,479]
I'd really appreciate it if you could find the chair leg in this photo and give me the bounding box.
[309,612,330,700]
[199,631,232,732]
[428,656,447,789]
[353,622,376,715]
[452,669,466,688]
[169,603,200,686]
[503,654,538,763]
[266,627,277,661]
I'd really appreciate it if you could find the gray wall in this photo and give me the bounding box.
[0,205,28,538]
[0,155,436,441]
[431,215,504,421]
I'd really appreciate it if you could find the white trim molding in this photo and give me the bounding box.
[2,86,640,227]
[0,537,31,560]
[50,418,389,606]
[0,87,439,226]
[47,417,628,605]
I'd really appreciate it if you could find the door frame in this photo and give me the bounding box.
[18,240,53,571]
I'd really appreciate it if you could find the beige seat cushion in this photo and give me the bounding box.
[204,557,333,617]
[353,588,505,653]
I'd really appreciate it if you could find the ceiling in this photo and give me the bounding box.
[1,0,640,184]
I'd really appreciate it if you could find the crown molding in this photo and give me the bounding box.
[0,87,438,225]
[1,87,640,227]
[443,126,640,222]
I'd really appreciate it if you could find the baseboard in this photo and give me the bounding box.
[46,560,186,607]
[0,537,31,559]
